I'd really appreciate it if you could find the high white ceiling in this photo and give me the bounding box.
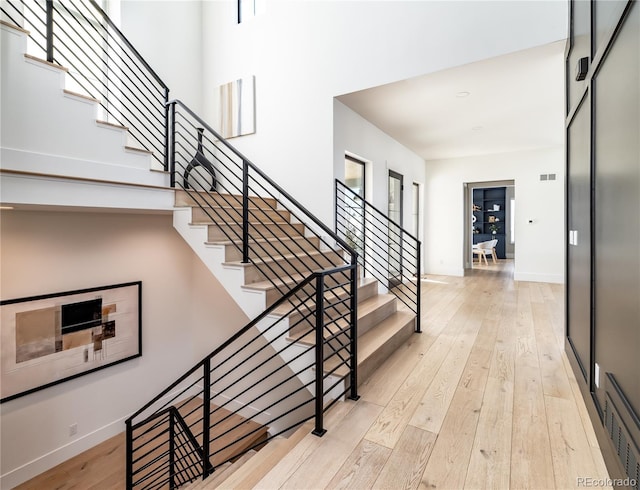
[337,41,566,162]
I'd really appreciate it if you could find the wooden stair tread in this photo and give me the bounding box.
[222,249,342,268]
[182,462,231,490]
[132,397,268,480]
[96,120,128,131]
[125,145,153,155]
[192,203,285,212]
[326,310,416,377]
[175,190,277,209]
[292,293,398,346]
[206,235,316,247]
[204,235,316,251]
[358,293,396,317]
[63,89,97,102]
[25,54,69,72]
[269,276,376,317]
[216,422,313,489]
[241,265,351,293]
[1,19,30,34]
[191,219,291,226]
[199,450,257,488]
[241,272,307,292]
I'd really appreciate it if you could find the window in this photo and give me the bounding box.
[238,0,266,23]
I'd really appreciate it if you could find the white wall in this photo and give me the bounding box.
[334,100,426,269]
[199,0,568,225]
[120,0,203,111]
[0,210,249,488]
[424,147,565,282]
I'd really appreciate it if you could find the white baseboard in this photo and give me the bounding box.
[0,387,198,488]
[513,271,564,284]
[0,416,125,489]
[425,267,465,277]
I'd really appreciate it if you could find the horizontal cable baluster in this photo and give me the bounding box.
[208,344,317,424]
[208,313,316,391]
[68,0,166,100]
[208,379,318,460]
[131,436,170,466]
[336,195,417,261]
[52,4,166,123]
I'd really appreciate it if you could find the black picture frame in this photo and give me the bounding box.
[0,281,142,403]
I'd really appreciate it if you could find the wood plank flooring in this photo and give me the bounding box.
[15,261,611,489]
[261,260,612,489]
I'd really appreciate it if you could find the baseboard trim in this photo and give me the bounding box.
[564,340,631,486]
[426,267,464,277]
[513,271,564,284]
[0,387,196,488]
[0,416,125,489]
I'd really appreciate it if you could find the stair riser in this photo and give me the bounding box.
[237,252,344,285]
[207,223,305,242]
[358,317,415,384]
[357,297,397,337]
[263,273,350,307]
[358,278,379,302]
[288,280,379,337]
[192,206,290,224]
[222,237,321,262]
[175,191,276,209]
[292,296,398,356]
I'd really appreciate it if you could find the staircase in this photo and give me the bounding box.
[1,4,421,489]
[0,20,167,189]
[174,189,416,387]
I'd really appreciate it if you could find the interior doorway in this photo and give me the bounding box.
[388,170,403,287]
[344,155,366,261]
[464,180,515,271]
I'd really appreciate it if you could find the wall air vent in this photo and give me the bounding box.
[604,373,640,490]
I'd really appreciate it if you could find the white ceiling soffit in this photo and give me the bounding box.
[337,40,566,162]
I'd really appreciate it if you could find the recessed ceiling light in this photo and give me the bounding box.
[456,91,470,98]
[0,206,14,210]
[472,126,483,131]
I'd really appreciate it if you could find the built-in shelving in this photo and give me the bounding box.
[472,187,506,259]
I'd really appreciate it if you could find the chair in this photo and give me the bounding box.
[473,239,498,265]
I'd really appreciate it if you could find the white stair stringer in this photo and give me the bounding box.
[258,313,346,401]
[174,206,327,432]
[0,22,168,188]
[173,207,268,318]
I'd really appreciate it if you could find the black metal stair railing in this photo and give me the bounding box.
[168,100,358,341]
[335,179,421,333]
[1,0,169,168]
[125,265,357,489]
[5,1,363,485]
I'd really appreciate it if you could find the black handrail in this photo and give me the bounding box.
[2,0,170,169]
[335,179,422,333]
[87,0,167,90]
[167,100,360,369]
[168,99,355,258]
[128,268,328,422]
[3,3,362,486]
[126,265,357,488]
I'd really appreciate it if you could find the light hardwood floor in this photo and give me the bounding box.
[16,262,611,489]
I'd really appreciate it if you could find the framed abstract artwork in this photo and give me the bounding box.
[0,281,142,402]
